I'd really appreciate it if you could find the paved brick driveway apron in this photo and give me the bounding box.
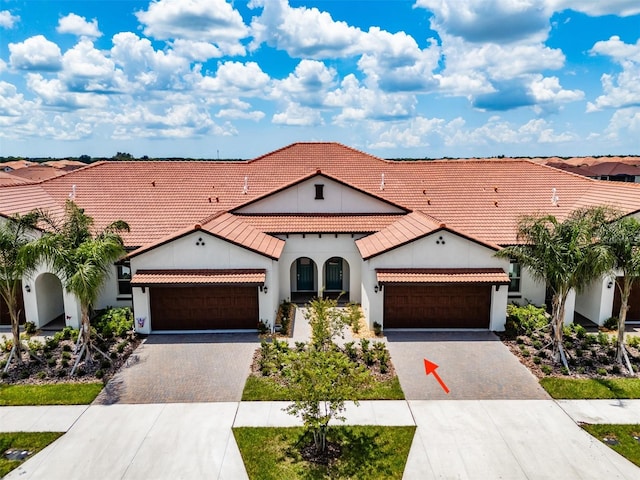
[385,331,549,400]
[94,334,259,404]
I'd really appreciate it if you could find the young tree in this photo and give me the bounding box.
[25,201,129,374]
[305,296,348,351]
[283,347,371,453]
[496,207,613,369]
[600,215,640,371]
[0,212,41,371]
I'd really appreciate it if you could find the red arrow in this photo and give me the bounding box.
[424,358,450,394]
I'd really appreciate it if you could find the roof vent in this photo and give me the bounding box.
[243,176,248,195]
[152,181,156,187]
[551,187,559,206]
[380,173,385,191]
[68,184,76,200]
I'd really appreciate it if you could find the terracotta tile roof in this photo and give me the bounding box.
[376,268,510,284]
[128,212,284,260]
[0,171,32,186]
[0,160,35,171]
[1,143,640,250]
[7,165,68,182]
[239,214,402,233]
[131,269,266,286]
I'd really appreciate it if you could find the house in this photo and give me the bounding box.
[1,142,640,333]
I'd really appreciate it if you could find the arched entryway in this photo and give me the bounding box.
[34,273,65,328]
[290,257,318,304]
[323,257,350,301]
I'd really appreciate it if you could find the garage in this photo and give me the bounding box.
[613,279,640,322]
[131,269,265,331]
[150,285,258,330]
[377,268,509,329]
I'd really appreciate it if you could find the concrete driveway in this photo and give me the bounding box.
[94,334,259,404]
[386,331,549,400]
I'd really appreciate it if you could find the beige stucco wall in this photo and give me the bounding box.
[130,231,278,333]
[363,230,510,331]
[235,176,404,215]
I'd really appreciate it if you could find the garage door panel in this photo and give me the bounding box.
[384,284,490,328]
[150,286,258,330]
[613,280,640,321]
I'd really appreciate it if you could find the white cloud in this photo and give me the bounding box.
[587,37,640,111]
[368,116,446,149]
[61,39,121,93]
[26,73,108,110]
[136,0,248,55]
[272,103,323,126]
[416,0,552,43]
[529,75,583,104]
[111,103,227,138]
[273,60,336,106]
[604,108,640,140]
[551,0,640,17]
[57,13,102,38]
[0,10,19,28]
[9,35,62,71]
[198,61,270,94]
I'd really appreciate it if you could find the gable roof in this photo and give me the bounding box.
[1,142,640,251]
[231,170,409,214]
[128,212,284,260]
[356,211,502,260]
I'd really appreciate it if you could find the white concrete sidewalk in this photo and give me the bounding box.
[2,400,640,479]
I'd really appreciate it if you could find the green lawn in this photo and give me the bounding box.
[242,375,404,401]
[234,425,415,479]
[582,424,640,467]
[0,432,63,477]
[540,378,640,399]
[0,382,103,406]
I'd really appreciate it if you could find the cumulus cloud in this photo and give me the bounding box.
[9,35,62,71]
[587,37,640,111]
[273,60,336,106]
[416,0,552,43]
[0,10,19,28]
[26,73,108,110]
[272,102,323,126]
[136,0,248,55]
[57,13,102,38]
[61,39,121,93]
[198,61,270,95]
[551,0,640,17]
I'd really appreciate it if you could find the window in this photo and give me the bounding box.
[314,184,324,200]
[117,262,132,296]
[508,260,521,293]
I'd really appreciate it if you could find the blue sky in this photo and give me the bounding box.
[1,0,639,159]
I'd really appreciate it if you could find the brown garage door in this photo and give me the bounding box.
[613,280,640,322]
[150,286,258,330]
[384,284,491,328]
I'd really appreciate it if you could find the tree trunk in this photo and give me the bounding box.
[616,277,633,373]
[551,290,570,369]
[81,305,93,365]
[8,295,22,366]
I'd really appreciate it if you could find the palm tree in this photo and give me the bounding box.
[600,215,640,371]
[25,200,129,373]
[0,212,41,372]
[496,207,613,369]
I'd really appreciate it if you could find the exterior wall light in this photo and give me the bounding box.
[25,285,31,292]
[607,281,614,289]
[374,285,379,293]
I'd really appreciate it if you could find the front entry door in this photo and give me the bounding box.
[296,258,314,291]
[325,258,343,291]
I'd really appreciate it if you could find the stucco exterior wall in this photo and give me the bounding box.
[362,230,510,331]
[130,231,278,333]
[575,275,616,325]
[276,234,364,303]
[23,264,81,329]
[508,268,546,307]
[236,176,404,214]
[95,265,133,311]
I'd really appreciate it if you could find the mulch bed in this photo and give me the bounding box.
[0,331,140,385]
[501,328,640,378]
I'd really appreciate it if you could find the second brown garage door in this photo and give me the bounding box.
[613,279,640,322]
[384,284,491,328]
[150,286,258,330]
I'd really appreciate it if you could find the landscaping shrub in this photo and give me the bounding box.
[505,303,549,338]
[603,316,619,331]
[94,307,133,338]
[24,321,37,335]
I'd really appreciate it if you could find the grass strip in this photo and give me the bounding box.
[582,424,640,467]
[234,425,415,480]
[0,382,103,406]
[540,378,640,399]
[242,375,404,401]
[0,432,63,477]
